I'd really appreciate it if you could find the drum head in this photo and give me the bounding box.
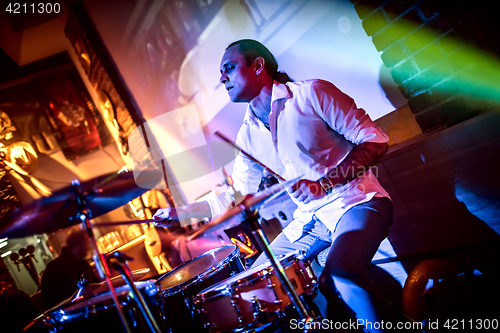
[157,245,238,295]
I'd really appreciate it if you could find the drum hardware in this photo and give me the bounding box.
[156,245,244,332]
[34,280,164,333]
[239,207,314,323]
[194,251,319,332]
[0,169,161,238]
[108,251,163,333]
[6,169,165,332]
[74,268,151,300]
[72,179,133,333]
[251,296,268,322]
[188,177,319,329]
[187,177,298,242]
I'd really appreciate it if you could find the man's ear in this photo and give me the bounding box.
[254,57,265,76]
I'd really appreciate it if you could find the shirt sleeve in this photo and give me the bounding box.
[309,80,389,145]
[230,127,264,195]
[203,188,235,218]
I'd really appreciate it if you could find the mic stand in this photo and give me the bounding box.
[72,180,132,333]
[240,206,316,329]
[109,251,163,333]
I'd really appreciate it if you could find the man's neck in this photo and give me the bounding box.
[249,82,273,126]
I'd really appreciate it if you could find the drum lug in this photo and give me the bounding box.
[252,296,268,321]
[267,283,275,289]
[230,297,245,323]
[273,300,282,304]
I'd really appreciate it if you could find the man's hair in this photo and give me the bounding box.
[226,39,292,83]
[66,227,88,249]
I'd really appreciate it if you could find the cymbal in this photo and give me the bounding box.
[187,177,298,241]
[23,268,151,331]
[73,268,151,299]
[0,170,161,238]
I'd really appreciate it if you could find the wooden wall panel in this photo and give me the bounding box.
[378,111,500,275]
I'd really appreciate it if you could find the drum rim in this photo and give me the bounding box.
[195,252,301,302]
[158,245,240,296]
[48,280,159,323]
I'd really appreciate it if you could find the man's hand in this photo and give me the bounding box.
[289,179,326,204]
[152,207,186,227]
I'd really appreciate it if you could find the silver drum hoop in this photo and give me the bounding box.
[158,245,240,297]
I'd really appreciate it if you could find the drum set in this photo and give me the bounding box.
[0,170,321,332]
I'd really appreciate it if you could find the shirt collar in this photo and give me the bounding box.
[243,81,291,126]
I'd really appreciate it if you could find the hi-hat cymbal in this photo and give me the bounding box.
[187,177,298,241]
[23,268,151,331]
[73,268,151,300]
[0,170,161,238]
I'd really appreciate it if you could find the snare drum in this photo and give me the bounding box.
[157,245,244,332]
[193,252,317,332]
[43,280,164,333]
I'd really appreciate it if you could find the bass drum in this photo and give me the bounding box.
[194,252,317,332]
[157,245,244,332]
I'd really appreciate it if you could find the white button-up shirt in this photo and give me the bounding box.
[205,79,390,243]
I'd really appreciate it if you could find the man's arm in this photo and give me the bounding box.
[290,80,389,204]
[327,141,388,186]
[289,142,388,204]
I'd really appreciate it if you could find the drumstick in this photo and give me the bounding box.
[92,219,163,227]
[215,131,285,181]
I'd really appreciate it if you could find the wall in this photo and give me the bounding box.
[373,109,500,319]
[351,0,500,132]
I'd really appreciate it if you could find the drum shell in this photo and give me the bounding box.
[157,246,244,332]
[194,254,316,332]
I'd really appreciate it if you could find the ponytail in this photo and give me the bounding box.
[226,39,293,83]
[274,71,293,84]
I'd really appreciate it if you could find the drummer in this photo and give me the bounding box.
[41,228,99,308]
[154,39,395,332]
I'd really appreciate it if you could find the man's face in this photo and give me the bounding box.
[219,45,259,103]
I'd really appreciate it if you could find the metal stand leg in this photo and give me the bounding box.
[72,180,132,333]
[109,251,163,333]
[241,207,316,327]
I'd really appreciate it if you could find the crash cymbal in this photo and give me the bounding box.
[0,170,161,238]
[187,177,299,241]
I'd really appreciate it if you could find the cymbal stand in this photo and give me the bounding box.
[109,251,163,333]
[240,206,316,327]
[72,180,132,333]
